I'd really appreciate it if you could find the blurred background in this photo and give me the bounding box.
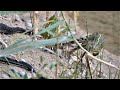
[67,11,120,56]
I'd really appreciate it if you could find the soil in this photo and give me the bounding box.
[67,11,120,56]
[0,12,68,79]
[0,11,119,79]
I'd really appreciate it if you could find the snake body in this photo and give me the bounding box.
[0,57,36,73]
[0,23,36,73]
[0,23,104,73]
[0,23,26,34]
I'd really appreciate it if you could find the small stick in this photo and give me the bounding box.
[33,11,39,40]
[61,11,120,71]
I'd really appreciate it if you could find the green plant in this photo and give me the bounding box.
[0,11,119,79]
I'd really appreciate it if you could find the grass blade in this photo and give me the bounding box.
[0,36,74,57]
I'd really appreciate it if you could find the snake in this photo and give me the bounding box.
[0,23,36,73]
[0,57,36,73]
[0,22,104,73]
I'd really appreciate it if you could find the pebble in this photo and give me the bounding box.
[24,19,32,30]
[2,74,10,79]
[67,31,76,36]
[20,59,27,62]
[15,14,22,22]
[18,71,26,77]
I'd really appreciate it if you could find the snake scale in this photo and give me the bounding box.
[0,23,26,34]
[0,57,36,73]
[0,23,36,73]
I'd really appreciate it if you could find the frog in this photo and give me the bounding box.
[69,32,104,56]
[83,32,104,56]
[62,33,104,78]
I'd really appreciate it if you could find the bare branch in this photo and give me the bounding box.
[72,36,120,71]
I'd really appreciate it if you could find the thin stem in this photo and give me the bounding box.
[85,55,92,79]
[61,11,120,71]
[55,11,60,79]
[33,11,39,40]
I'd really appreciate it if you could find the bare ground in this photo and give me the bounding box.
[67,11,120,56]
[0,11,119,79]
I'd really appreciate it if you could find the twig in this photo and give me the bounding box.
[72,36,120,71]
[61,11,120,71]
[0,37,16,58]
[85,56,92,79]
[46,11,49,20]
[33,11,39,40]
[0,38,8,48]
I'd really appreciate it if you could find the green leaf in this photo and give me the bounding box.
[4,70,23,79]
[32,20,64,37]
[0,35,74,57]
[50,62,56,70]
[14,71,23,79]
[6,20,64,50]
[23,73,29,79]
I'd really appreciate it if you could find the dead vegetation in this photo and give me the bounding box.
[0,11,119,79]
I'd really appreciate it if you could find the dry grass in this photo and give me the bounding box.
[67,11,120,56]
[0,11,120,79]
